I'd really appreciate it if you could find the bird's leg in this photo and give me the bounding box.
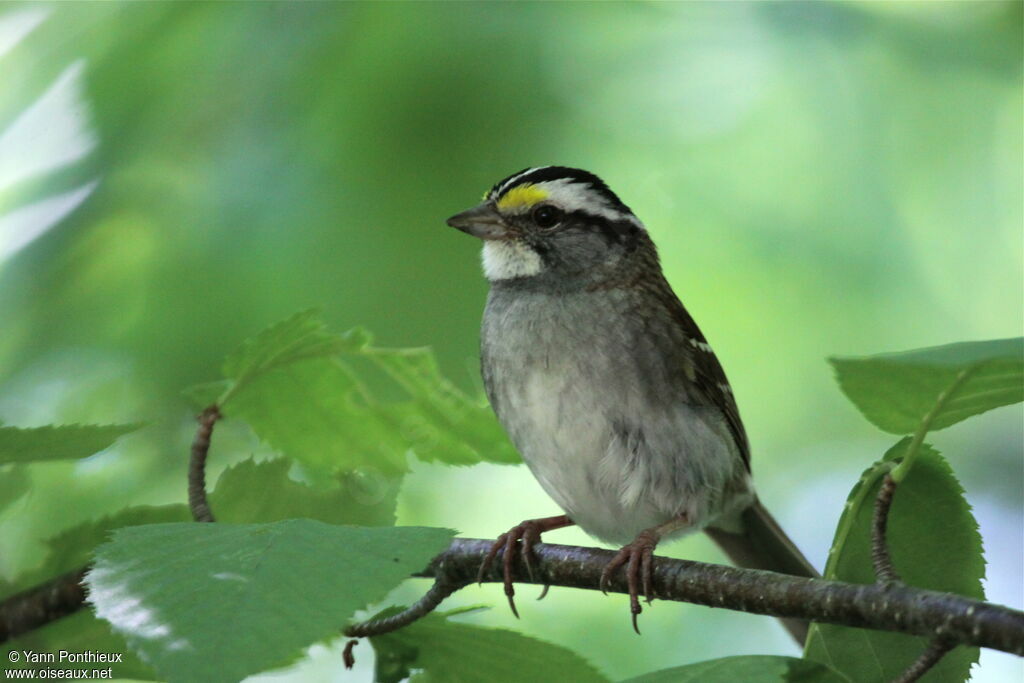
[477,514,574,618]
[600,515,690,634]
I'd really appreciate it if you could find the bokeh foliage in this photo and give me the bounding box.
[0,2,1021,681]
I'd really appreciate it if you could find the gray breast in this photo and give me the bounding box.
[481,285,748,545]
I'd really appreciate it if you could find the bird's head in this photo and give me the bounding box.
[447,166,649,284]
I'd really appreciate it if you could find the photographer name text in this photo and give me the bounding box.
[9,651,122,664]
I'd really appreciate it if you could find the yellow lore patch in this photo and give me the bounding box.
[496,184,548,211]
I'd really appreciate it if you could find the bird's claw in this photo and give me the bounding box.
[477,520,545,618]
[599,531,660,634]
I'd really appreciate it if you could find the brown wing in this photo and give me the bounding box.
[585,233,752,470]
[649,275,752,470]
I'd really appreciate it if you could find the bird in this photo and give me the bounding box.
[446,166,818,641]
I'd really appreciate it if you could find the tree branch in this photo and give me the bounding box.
[425,539,1024,655]
[2,541,1022,655]
[0,569,87,643]
[4,411,1021,668]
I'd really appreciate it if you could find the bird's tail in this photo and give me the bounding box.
[705,499,819,644]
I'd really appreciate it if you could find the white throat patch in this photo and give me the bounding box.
[482,241,542,281]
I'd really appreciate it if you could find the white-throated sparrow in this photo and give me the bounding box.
[447,166,817,639]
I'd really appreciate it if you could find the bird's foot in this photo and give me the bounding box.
[478,514,572,618]
[599,529,661,634]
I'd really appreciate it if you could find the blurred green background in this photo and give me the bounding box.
[0,1,1020,681]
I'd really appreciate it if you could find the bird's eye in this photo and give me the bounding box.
[532,204,562,229]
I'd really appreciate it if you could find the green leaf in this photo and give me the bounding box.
[86,521,454,683]
[359,341,519,466]
[221,309,351,402]
[3,508,191,682]
[196,311,518,477]
[2,610,159,681]
[181,380,229,409]
[5,457,397,599]
[622,655,849,682]
[4,505,192,597]
[830,338,1023,435]
[212,311,367,473]
[369,608,608,683]
[0,465,30,513]
[0,423,142,465]
[222,357,413,476]
[804,441,984,683]
[37,506,193,583]
[209,457,398,526]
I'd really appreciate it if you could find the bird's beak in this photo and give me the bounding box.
[446,203,509,241]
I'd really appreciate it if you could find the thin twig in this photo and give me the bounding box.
[344,577,465,638]
[188,405,220,523]
[341,576,467,668]
[893,639,955,683]
[891,368,975,484]
[872,472,901,584]
[341,640,359,669]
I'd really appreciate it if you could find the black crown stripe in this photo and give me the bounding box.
[489,166,634,216]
